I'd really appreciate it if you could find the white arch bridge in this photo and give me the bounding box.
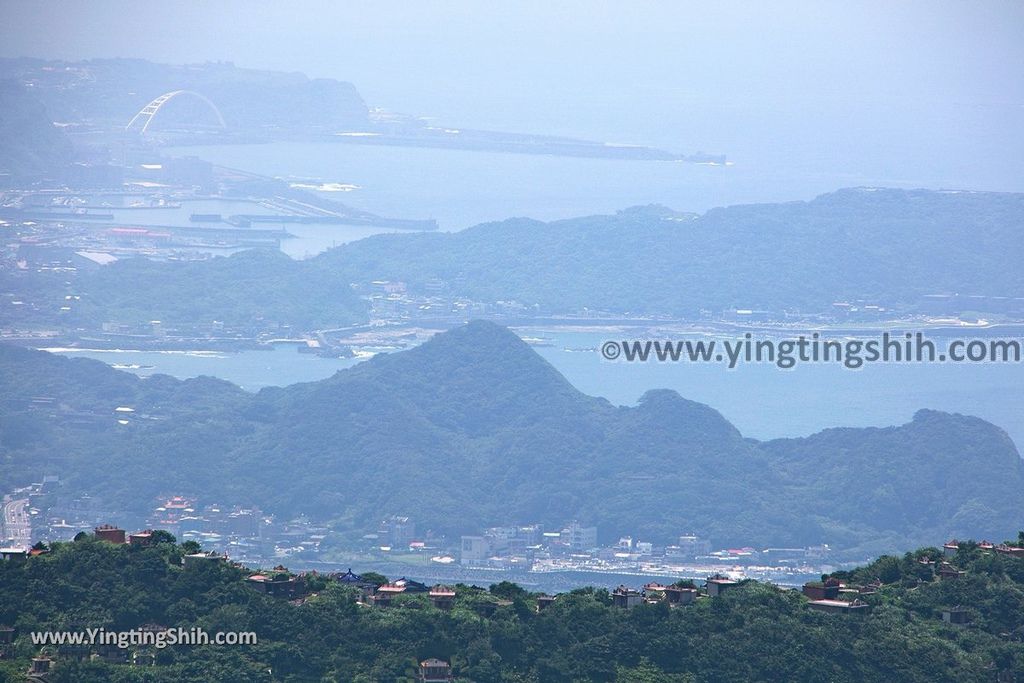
[125,90,226,134]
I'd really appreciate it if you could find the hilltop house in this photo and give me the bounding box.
[128,530,154,546]
[372,578,430,607]
[664,586,698,606]
[94,524,126,544]
[246,568,305,599]
[802,578,841,600]
[536,594,557,611]
[333,568,378,597]
[612,586,643,609]
[706,575,740,597]
[429,585,456,610]
[418,658,454,682]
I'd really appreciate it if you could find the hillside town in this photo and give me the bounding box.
[2,477,841,590]
[2,524,1015,681]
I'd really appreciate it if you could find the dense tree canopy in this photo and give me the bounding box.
[1,322,1021,558]
[9,189,1024,330]
[1,537,1023,681]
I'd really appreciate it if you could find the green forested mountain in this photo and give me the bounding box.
[15,189,1024,332]
[6,249,367,330]
[0,58,368,131]
[0,81,72,180]
[2,322,1020,557]
[1,536,1023,682]
[72,249,368,330]
[319,188,1024,316]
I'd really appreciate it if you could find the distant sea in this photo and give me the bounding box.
[60,141,1016,450]
[48,329,1024,451]
[282,561,823,593]
[165,141,929,233]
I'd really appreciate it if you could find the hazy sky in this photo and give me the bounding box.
[2,1,1022,186]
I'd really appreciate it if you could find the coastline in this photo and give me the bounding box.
[11,316,1024,356]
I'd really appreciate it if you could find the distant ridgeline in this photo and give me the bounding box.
[1,534,1024,681]
[10,188,1024,330]
[1,321,1022,558]
[0,57,369,132]
[0,81,73,179]
[0,57,701,161]
[319,188,1024,319]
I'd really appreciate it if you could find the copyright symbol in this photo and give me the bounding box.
[601,341,621,360]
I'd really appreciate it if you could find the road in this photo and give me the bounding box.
[1,498,31,547]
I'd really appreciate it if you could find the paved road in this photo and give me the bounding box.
[1,498,31,547]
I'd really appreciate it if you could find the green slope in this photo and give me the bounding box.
[1,321,1020,556]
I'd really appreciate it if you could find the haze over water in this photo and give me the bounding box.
[12,1,1024,451]
[50,329,1024,452]
[167,141,911,232]
[6,2,1024,208]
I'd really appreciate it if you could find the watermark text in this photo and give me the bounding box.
[30,627,257,649]
[600,333,1022,369]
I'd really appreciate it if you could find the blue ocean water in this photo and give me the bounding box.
[60,141,1016,450]
[48,329,1024,451]
[165,141,918,232]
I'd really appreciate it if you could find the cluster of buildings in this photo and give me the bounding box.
[454,520,832,581]
[367,514,421,550]
[143,495,328,563]
[364,578,460,611]
[2,227,295,344]
[459,521,597,566]
[0,483,331,566]
[6,529,1019,682]
[799,577,874,615]
[7,481,839,589]
[791,538,1024,619]
[360,276,1024,331]
[944,538,1024,559]
[362,278,536,326]
[607,573,753,610]
[0,525,838,683]
[0,181,276,266]
[3,486,110,547]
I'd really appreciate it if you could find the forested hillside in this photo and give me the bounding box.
[2,322,1021,557]
[1,536,1023,681]
[8,189,1024,332]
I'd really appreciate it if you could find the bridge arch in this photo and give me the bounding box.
[125,90,226,134]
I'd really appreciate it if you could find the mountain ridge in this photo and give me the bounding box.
[11,188,1024,332]
[0,322,1020,557]
[318,187,1024,317]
